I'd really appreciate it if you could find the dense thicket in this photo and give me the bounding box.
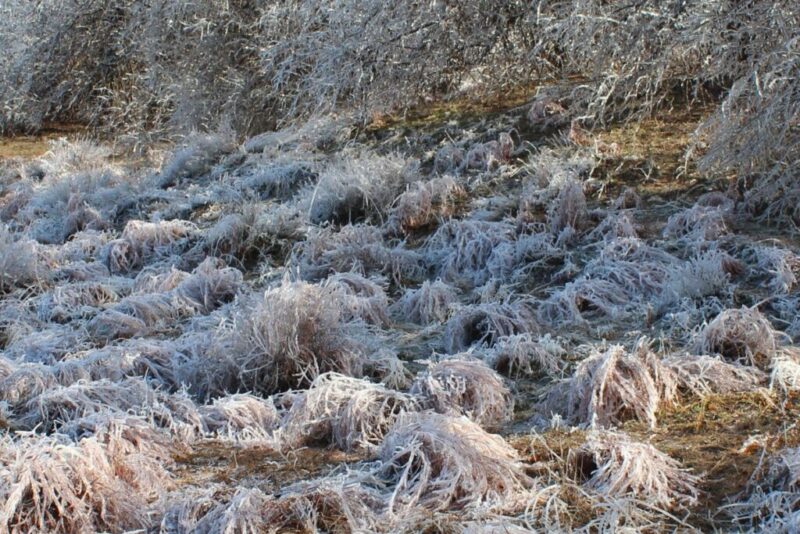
[0,2,795,132]
[3,1,797,217]
[0,0,534,136]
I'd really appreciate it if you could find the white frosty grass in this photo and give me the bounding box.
[0,71,796,531]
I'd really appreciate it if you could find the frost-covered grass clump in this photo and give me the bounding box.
[291,224,423,283]
[376,412,532,513]
[298,153,416,225]
[0,425,174,533]
[444,300,539,353]
[571,430,701,509]
[694,307,785,370]
[282,372,419,452]
[545,343,676,429]
[391,279,458,325]
[410,358,513,429]
[202,278,400,396]
[0,223,42,292]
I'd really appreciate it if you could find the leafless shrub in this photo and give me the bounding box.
[376,412,532,513]
[282,373,419,452]
[531,2,797,126]
[391,280,459,325]
[695,29,800,228]
[411,358,513,429]
[2,6,799,532]
[571,430,701,510]
[546,342,677,429]
[1,0,541,137]
[387,176,466,235]
[484,333,565,379]
[444,300,539,353]
[694,307,784,369]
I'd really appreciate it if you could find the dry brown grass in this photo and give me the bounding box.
[171,443,362,495]
[514,391,800,531]
[622,392,800,530]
